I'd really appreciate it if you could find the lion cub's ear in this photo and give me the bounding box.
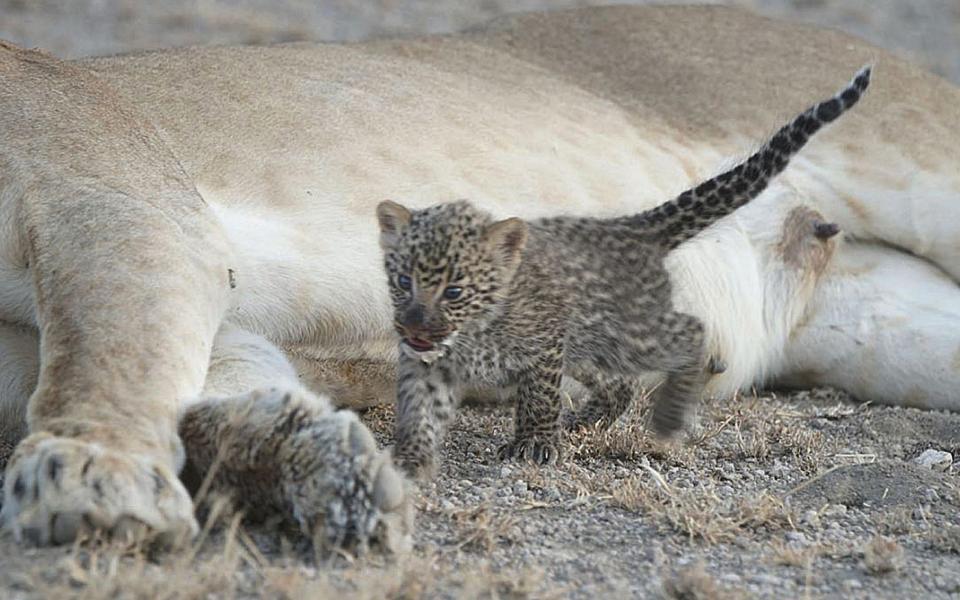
[485,217,528,270]
[376,200,412,251]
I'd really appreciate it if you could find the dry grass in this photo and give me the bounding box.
[928,525,960,554]
[16,524,555,600]
[567,407,696,467]
[660,562,736,600]
[769,538,857,567]
[873,507,916,536]
[261,555,557,600]
[451,504,521,554]
[21,516,249,599]
[862,536,906,575]
[723,396,828,474]
[611,467,795,544]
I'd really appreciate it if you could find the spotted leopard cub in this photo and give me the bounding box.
[377,67,870,476]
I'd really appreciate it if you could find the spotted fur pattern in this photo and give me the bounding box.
[377,68,870,475]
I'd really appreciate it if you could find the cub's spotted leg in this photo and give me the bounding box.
[393,353,458,478]
[564,371,644,431]
[498,351,565,465]
[645,312,709,437]
[179,325,412,553]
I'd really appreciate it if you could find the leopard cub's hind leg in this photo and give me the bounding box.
[646,312,709,437]
[564,371,644,432]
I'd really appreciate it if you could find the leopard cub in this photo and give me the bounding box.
[377,67,870,476]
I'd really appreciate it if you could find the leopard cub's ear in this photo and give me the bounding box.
[485,217,528,268]
[376,200,412,250]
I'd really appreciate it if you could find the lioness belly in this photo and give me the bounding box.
[77,5,960,409]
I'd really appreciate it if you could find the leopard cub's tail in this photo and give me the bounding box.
[637,66,871,250]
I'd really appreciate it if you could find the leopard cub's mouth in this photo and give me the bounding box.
[400,332,459,363]
[403,337,436,353]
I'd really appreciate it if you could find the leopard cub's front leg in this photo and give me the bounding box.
[498,352,565,466]
[392,354,459,479]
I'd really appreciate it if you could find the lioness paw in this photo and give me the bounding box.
[282,412,413,554]
[181,390,414,554]
[0,434,197,546]
[392,447,437,481]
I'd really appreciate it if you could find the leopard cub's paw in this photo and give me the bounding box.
[497,435,562,466]
[0,434,197,546]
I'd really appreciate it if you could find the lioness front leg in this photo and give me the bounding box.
[0,54,235,546]
[179,326,412,553]
[0,325,199,546]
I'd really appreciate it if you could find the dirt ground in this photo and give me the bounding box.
[3,391,960,598]
[1,1,959,599]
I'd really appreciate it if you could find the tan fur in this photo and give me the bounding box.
[0,42,409,547]
[1,4,960,545]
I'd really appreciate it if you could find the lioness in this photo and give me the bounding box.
[0,5,958,547]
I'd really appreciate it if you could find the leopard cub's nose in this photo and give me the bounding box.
[401,304,426,329]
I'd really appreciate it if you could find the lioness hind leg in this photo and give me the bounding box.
[179,325,413,553]
[0,324,39,508]
[0,324,39,475]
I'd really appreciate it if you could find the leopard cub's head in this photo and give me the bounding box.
[376,199,527,357]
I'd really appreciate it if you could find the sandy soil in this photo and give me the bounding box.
[0,2,958,599]
[2,390,959,598]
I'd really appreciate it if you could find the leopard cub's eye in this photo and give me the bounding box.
[443,286,463,300]
[397,274,412,291]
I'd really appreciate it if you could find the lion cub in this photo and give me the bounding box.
[376,68,870,474]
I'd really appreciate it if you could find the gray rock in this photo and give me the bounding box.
[785,531,808,544]
[801,510,822,528]
[913,449,952,471]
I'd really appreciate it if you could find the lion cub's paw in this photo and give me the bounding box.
[282,411,413,554]
[0,434,198,546]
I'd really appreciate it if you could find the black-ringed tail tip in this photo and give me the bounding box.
[642,64,874,253]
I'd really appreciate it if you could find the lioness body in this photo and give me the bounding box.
[80,5,960,407]
[0,5,959,545]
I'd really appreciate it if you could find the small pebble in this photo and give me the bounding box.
[842,578,863,591]
[801,510,821,528]
[544,486,562,502]
[749,573,783,586]
[824,504,848,517]
[786,531,808,544]
[914,449,952,471]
